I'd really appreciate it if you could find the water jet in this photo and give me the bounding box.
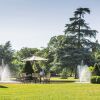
[77,61,91,83]
[0,59,21,83]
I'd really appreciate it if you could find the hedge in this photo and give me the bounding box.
[91,76,100,84]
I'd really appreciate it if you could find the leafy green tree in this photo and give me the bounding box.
[16,47,39,59]
[48,35,65,51]
[36,47,53,74]
[0,41,14,65]
[11,52,24,76]
[48,35,66,73]
[92,42,100,76]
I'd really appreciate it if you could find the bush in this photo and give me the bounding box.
[97,76,100,84]
[91,76,97,83]
[91,76,100,84]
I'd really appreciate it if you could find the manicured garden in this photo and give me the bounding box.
[0,6,100,100]
[0,83,100,100]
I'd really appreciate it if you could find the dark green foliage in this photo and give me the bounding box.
[74,7,90,17]
[93,63,100,76]
[91,76,100,84]
[91,76,97,83]
[65,7,97,49]
[23,61,34,74]
[0,41,14,65]
[97,77,100,83]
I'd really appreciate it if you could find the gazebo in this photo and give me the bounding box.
[22,55,48,83]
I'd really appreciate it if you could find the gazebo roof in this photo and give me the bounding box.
[22,55,48,61]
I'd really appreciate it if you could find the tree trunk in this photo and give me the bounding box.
[74,66,78,79]
[77,14,81,49]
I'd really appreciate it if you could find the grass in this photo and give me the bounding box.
[50,77,77,84]
[51,77,77,81]
[0,83,100,100]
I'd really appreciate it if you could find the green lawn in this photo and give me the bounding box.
[0,83,100,100]
[51,77,77,81]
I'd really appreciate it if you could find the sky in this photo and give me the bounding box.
[0,0,100,50]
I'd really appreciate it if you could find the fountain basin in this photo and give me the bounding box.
[0,81,21,84]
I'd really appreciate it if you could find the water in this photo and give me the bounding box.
[77,61,91,83]
[1,64,11,81]
[0,59,11,82]
[0,59,21,83]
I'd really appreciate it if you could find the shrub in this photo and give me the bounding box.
[91,76,100,84]
[97,76,100,84]
[23,61,34,74]
[91,76,97,83]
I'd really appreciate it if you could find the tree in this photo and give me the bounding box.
[0,41,14,65]
[48,35,66,73]
[63,7,97,78]
[16,47,39,59]
[36,47,53,74]
[48,35,65,52]
[48,8,98,78]
[65,7,97,49]
[92,41,100,76]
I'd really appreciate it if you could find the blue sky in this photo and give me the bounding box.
[0,0,100,50]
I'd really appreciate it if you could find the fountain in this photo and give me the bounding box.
[1,64,11,82]
[0,59,12,83]
[0,59,20,83]
[77,61,91,83]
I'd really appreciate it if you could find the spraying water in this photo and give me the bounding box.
[0,59,21,83]
[0,59,11,82]
[1,64,11,81]
[77,61,91,83]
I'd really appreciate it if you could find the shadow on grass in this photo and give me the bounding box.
[0,85,8,88]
